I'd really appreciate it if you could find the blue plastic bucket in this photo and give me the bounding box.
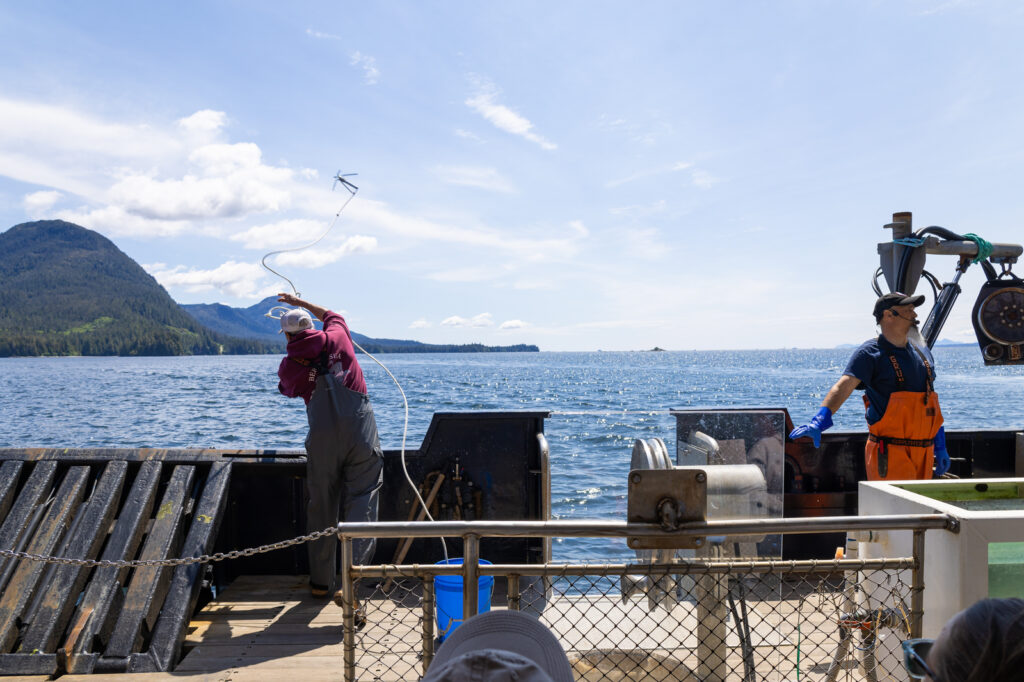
[434,558,493,641]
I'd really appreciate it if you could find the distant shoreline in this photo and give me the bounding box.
[2,344,989,359]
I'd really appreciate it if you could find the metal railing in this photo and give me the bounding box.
[337,514,954,681]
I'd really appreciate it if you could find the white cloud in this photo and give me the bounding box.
[0,97,585,264]
[23,190,62,217]
[189,142,263,175]
[55,204,193,237]
[230,218,328,249]
[441,313,494,328]
[144,260,267,298]
[0,99,320,239]
[568,220,589,237]
[499,319,529,330]
[605,161,692,189]
[455,129,483,142]
[624,228,670,260]
[272,235,377,268]
[350,51,379,85]
[596,114,674,146]
[409,319,430,329]
[349,197,587,261]
[0,97,180,161]
[109,167,291,221]
[432,165,515,193]
[102,141,301,222]
[918,0,971,16]
[306,28,341,40]
[427,266,502,283]
[691,170,719,189]
[610,199,667,217]
[176,110,227,140]
[465,79,556,150]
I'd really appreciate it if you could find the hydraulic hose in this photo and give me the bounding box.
[896,226,997,289]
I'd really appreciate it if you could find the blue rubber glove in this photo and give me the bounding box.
[933,426,950,476]
[789,406,833,448]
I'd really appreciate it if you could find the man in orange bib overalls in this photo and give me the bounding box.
[789,293,950,480]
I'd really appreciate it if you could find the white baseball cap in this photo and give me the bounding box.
[423,610,573,682]
[279,308,313,334]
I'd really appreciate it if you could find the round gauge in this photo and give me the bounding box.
[977,287,1024,344]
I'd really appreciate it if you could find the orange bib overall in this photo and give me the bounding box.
[863,345,943,481]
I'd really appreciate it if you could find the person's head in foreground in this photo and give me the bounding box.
[903,597,1024,681]
[423,609,573,682]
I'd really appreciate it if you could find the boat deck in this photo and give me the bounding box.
[23,574,899,681]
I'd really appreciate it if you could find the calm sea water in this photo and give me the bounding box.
[2,348,1021,561]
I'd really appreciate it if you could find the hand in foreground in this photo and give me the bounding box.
[788,406,834,448]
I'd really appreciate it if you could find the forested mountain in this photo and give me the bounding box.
[183,296,540,353]
[0,220,273,357]
[181,298,286,345]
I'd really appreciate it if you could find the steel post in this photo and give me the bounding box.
[464,533,480,622]
[507,574,520,611]
[340,535,355,682]
[911,529,925,638]
[422,579,435,675]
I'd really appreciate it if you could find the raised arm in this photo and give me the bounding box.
[277,292,328,322]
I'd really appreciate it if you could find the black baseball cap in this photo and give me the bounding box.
[874,292,925,319]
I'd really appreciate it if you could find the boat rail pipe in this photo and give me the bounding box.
[335,514,955,540]
[348,557,916,579]
[923,236,1022,260]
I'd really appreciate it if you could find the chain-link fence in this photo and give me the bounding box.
[336,517,945,682]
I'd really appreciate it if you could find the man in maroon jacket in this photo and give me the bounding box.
[276,292,383,608]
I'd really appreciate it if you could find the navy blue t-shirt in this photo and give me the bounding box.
[843,336,936,425]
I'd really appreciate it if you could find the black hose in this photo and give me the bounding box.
[728,543,755,682]
[894,226,957,293]
[915,226,997,279]
[895,225,999,294]
[917,226,966,241]
[726,583,754,682]
[871,267,884,297]
[922,270,941,300]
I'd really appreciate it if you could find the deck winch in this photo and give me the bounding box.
[623,430,773,682]
[626,434,769,551]
[622,432,771,614]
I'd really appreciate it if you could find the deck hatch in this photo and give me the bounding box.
[0,458,232,675]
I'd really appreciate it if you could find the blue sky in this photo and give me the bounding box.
[1,1,1022,351]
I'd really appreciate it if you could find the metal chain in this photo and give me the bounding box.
[0,525,339,568]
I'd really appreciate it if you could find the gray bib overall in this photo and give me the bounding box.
[304,366,384,592]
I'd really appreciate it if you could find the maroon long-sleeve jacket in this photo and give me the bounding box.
[277,311,366,404]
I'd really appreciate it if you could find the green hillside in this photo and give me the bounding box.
[0,220,273,357]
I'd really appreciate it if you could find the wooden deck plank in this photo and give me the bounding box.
[19,461,127,654]
[63,460,162,671]
[106,465,195,658]
[0,462,57,586]
[0,465,89,652]
[146,461,233,672]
